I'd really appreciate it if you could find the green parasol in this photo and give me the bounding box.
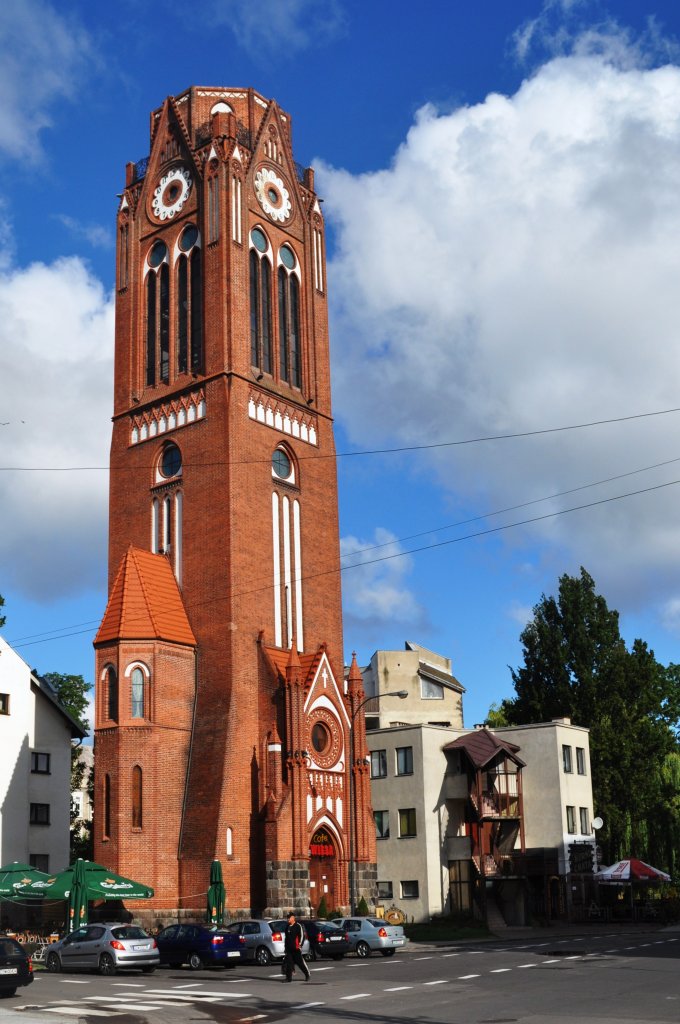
[22,859,154,930]
[206,860,225,925]
[0,863,50,899]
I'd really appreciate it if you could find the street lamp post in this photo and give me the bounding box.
[348,689,408,915]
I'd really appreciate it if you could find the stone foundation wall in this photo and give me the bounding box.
[263,860,312,917]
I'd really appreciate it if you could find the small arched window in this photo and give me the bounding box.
[278,246,301,388]
[250,228,272,374]
[106,666,118,722]
[131,668,145,719]
[132,766,143,829]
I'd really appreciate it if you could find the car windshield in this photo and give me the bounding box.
[224,923,240,932]
[368,919,384,926]
[0,940,22,957]
[111,927,148,940]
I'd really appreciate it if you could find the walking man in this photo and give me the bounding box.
[284,912,310,982]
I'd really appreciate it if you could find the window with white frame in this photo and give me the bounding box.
[566,805,576,834]
[576,747,586,774]
[374,810,389,839]
[579,807,590,834]
[562,745,573,773]
[370,749,387,779]
[396,746,413,776]
[377,880,393,901]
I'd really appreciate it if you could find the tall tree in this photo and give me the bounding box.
[41,672,94,860]
[505,568,679,867]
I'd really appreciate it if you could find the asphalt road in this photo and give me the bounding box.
[2,927,678,1024]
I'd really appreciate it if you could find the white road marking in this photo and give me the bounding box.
[517,964,536,968]
[112,982,145,987]
[565,955,582,959]
[384,986,412,991]
[238,1016,268,1021]
[173,982,203,988]
[441,953,459,958]
[291,1002,325,1009]
[60,979,91,984]
[541,959,561,964]
[44,1011,112,1017]
[111,1006,168,1012]
[424,979,448,985]
[341,993,371,1000]
[458,974,480,979]
[309,966,334,972]
[413,956,434,961]
[147,988,252,998]
[490,968,511,973]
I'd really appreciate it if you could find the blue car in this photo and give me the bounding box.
[156,924,244,970]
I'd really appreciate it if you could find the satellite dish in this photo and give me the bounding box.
[592,816,603,830]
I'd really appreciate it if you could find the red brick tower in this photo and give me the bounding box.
[94,87,376,917]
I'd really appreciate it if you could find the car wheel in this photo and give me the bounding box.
[188,952,203,970]
[255,946,272,966]
[381,949,396,957]
[46,953,61,973]
[98,953,116,976]
[141,966,156,974]
[356,941,371,958]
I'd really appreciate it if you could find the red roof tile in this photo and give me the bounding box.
[94,546,196,647]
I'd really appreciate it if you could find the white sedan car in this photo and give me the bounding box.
[331,917,408,957]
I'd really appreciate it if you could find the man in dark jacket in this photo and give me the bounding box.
[284,912,310,982]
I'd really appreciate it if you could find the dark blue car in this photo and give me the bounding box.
[156,924,244,970]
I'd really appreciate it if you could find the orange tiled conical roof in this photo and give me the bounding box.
[94,546,196,647]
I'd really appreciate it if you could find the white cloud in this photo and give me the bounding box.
[320,39,680,616]
[340,528,426,634]
[0,1,94,161]
[0,255,114,600]
[54,215,113,251]
[209,0,345,55]
[507,603,534,628]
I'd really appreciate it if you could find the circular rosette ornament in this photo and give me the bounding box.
[254,167,292,223]
[152,166,192,220]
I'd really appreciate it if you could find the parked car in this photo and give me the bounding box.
[156,924,244,970]
[299,919,351,960]
[45,924,158,976]
[224,919,310,965]
[331,916,408,957]
[0,937,33,997]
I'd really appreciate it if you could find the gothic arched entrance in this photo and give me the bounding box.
[309,825,336,912]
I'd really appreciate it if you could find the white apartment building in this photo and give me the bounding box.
[0,636,86,875]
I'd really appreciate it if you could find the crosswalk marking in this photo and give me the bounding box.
[341,992,371,1000]
[490,968,511,973]
[458,974,480,979]
[424,979,448,985]
[384,986,412,991]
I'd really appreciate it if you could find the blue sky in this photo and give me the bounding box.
[3,0,680,731]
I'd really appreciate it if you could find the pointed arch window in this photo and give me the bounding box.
[106,666,118,722]
[250,228,272,374]
[278,246,301,388]
[132,766,143,829]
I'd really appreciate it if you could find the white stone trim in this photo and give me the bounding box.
[130,389,206,445]
[248,394,317,447]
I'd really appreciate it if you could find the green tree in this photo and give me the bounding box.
[506,568,679,867]
[485,702,511,727]
[41,672,94,861]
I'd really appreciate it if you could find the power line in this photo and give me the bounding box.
[10,471,680,651]
[2,405,680,472]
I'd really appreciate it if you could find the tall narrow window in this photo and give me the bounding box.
[146,240,168,386]
[107,667,118,722]
[176,225,202,376]
[250,228,272,373]
[278,247,301,387]
[208,175,219,242]
[132,766,143,829]
[118,222,129,290]
[104,774,111,839]
[131,668,145,719]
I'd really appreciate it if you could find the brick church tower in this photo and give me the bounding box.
[93,87,376,917]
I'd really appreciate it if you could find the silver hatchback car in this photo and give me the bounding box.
[224,919,310,965]
[46,923,159,975]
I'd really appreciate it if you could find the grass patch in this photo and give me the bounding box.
[404,917,490,942]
